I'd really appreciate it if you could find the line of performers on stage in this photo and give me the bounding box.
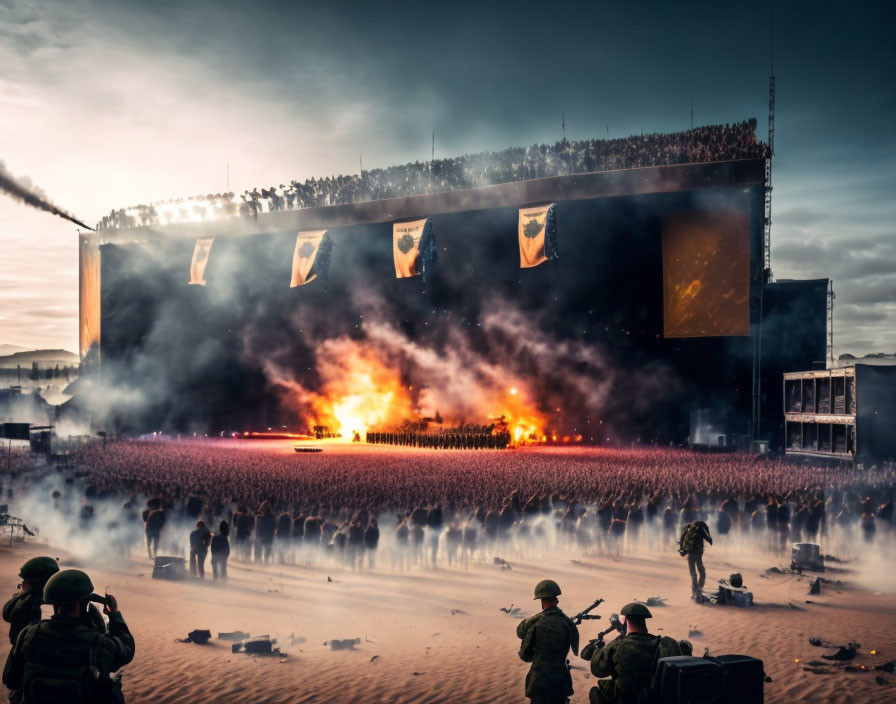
[365,427,512,450]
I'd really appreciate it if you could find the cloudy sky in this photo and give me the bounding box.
[1,0,893,355]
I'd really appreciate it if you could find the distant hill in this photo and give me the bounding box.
[0,348,79,368]
[833,352,896,368]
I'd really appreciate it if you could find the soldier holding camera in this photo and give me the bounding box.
[3,569,135,704]
[581,602,681,704]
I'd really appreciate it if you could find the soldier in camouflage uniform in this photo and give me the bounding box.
[581,602,681,704]
[3,569,135,704]
[516,580,579,704]
[679,520,713,600]
[2,557,59,646]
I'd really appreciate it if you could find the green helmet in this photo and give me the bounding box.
[620,602,652,618]
[533,579,562,599]
[43,569,94,605]
[19,556,60,583]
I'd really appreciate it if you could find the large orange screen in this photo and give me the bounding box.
[79,235,101,359]
[662,209,750,338]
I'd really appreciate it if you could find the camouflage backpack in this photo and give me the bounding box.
[21,624,103,704]
[678,522,701,556]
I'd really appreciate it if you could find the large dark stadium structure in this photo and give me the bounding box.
[78,155,829,450]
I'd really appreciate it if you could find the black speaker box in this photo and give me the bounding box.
[654,656,724,704]
[152,556,187,581]
[714,654,764,704]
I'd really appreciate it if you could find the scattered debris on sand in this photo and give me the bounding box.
[231,636,282,656]
[218,631,250,642]
[178,629,211,645]
[499,604,523,618]
[821,643,860,661]
[326,638,361,651]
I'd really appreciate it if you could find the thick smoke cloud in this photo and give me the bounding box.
[0,159,94,230]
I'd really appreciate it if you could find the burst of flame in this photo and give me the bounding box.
[490,385,546,444]
[309,342,414,436]
[300,341,547,443]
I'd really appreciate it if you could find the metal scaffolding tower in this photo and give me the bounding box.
[754,1,776,440]
[764,76,775,282]
[764,2,775,282]
[827,280,835,365]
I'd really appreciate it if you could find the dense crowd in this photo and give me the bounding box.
[69,439,893,555]
[2,438,892,577]
[96,120,768,230]
[76,439,877,515]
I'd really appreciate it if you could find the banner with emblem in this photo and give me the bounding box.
[393,218,437,281]
[518,204,558,269]
[188,238,214,285]
[290,230,332,287]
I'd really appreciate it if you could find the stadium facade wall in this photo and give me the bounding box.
[81,159,823,443]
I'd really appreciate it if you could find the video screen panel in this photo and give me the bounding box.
[662,209,750,338]
[79,235,101,359]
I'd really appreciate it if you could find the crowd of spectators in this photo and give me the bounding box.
[73,439,891,537]
[3,439,892,572]
[96,120,768,231]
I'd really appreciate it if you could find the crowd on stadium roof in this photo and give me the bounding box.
[96,119,768,230]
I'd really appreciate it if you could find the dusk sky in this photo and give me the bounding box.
[1,0,893,355]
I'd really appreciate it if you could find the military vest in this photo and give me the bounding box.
[20,622,104,704]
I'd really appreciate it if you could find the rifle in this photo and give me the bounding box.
[571,598,604,625]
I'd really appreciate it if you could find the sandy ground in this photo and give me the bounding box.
[0,532,894,704]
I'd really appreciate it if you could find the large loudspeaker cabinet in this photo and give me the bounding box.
[713,654,764,704]
[654,656,723,704]
[152,556,187,581]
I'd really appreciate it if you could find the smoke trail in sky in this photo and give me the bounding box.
[0,159,94,230]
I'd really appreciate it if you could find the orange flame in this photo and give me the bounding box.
[300,339,547,443]
[309,342,414,436]
[488,385,547,444]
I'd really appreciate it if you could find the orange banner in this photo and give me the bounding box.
[518,205,552,268]
[290,230,327,287]
[189,238,214,286]
[393,219,427,278]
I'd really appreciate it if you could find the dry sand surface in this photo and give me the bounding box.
[1,533,894,704]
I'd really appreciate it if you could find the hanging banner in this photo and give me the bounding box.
[518,204,558,268]
[188,238,214,286]
[290,230,329,287]
[393,218,437,280]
